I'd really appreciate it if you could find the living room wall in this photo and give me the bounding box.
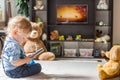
[113,0,120,44]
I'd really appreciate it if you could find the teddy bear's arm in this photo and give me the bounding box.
[103,62,120,75]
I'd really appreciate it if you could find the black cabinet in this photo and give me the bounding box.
[29,0,113,58]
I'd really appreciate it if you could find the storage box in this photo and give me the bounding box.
[64,49,76,57]
[79,49,93,57]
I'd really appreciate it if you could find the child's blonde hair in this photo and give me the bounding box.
[7,15,32,36]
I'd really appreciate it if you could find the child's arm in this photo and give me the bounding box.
[11,57,32,67]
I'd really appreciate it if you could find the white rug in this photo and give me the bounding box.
[0,59,120,80]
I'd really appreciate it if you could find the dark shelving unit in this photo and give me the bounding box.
[29,0,113,59]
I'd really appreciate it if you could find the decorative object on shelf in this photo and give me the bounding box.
[99,21,104,26]
[97,46,120,80]
[36,17,42,23]
[95,34,110,44]
[94,49,101,57]
[64,49,76,57]
[42,33,47,41]
[96,29,102,37]
[79,49,93,57]
[75,34,81,40]
[24,22,55,60]
[97,0,108,10]
[66,35,73,41]
[100,50,105,58]
[16,0,30,17]
[59,35,65,40]
[50,43,62,57]
[97,21,108,26]
[50,30,59,40]
[34,0,44,10]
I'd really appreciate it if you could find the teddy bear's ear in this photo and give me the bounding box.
[31,22,36,27]
[38,22,44,29]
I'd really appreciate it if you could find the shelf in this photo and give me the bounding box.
[48,39,94,42]
[30,0,113,58]
[95,25,111,27]
[96,9,111,11]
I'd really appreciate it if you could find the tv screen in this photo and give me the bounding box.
[56,5,88,24]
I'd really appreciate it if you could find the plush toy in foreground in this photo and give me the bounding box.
[24,22,55,60]
[97,46,120,80]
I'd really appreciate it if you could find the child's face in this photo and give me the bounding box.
[16,29,30,45]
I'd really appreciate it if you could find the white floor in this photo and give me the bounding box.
[0,59,120,80]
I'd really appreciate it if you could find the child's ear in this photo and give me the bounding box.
[12,28,18,35]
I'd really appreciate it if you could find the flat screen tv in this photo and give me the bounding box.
[56,5,88,24]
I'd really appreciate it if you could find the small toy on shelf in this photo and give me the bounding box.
[97,0,108,10]
[50,30,59,40]
[94,49,101,58]
[96,29,102,37]
[59,35,65,40]
[34,0,44,10]
[36,17,42,23]
[66,35,73,41]
[95,34,110,44]
[75,35,81,40]
[42,33,47,41]
[99,21,104,26]
[100,50,106,58]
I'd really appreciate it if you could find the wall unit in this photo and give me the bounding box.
[29,0,113,58]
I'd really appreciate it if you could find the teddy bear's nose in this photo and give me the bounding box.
[30,30,38,38]
[33,31,37,34]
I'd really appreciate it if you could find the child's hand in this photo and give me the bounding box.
[26,53,34,57]
[25,57,32,64]
[26,53,37,59]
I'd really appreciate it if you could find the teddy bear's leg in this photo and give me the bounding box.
[38,52,55,60]
[97,64,111,80]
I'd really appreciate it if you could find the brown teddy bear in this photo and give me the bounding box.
[24,22,55,60]
[97,45,120,80]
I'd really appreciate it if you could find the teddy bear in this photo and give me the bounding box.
[95,35,110,44]
[97,45,120,80]
[34,0,44,10]
[24,22,55,60]
[50,30,59,40]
